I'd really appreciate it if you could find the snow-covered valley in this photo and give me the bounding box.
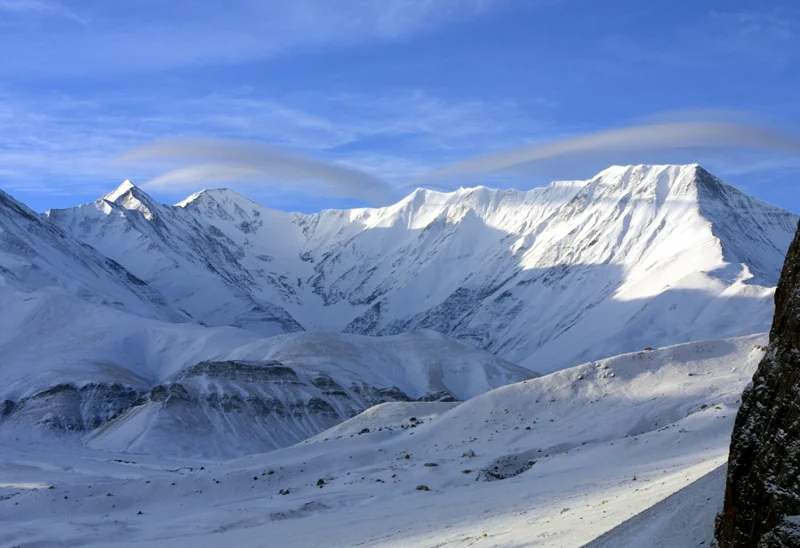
[0,335,767,546]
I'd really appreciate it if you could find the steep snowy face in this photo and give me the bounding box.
[0,189,177,321]
[46,183,303,335]
[46,164,798,372]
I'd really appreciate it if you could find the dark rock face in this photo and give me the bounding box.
[1,383,144,432]
[715,221,800,547]
[758,518,800,547]
[0,357,462,457]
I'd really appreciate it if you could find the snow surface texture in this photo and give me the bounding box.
[45,164,798,372]
[585,464,727,548]
[0,335,766,547]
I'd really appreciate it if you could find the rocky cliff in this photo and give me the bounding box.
[715,220,800,547]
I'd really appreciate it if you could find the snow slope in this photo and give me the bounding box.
[0,334,766,547]
[46,164,797,372]
[82,330,532,459]
[584,464,727,548]
[0,289,532,458]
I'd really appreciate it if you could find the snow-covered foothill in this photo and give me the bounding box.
[0,291,533,457]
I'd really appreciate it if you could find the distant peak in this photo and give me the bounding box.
[102,180,137,202]
[100,180,161,221]
[176,188,260,209]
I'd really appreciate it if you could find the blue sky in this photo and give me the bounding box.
[1,0,799,213]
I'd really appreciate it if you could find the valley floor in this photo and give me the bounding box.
[0,335,763,547]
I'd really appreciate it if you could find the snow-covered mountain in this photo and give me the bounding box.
[44,181,302,335]
[0,189,180,322]
[46,164,798,372]
[1,163,795,544]
[2,163,796,455]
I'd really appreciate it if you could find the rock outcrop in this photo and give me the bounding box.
[715,220,800,547]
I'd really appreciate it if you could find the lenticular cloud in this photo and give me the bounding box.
[122,116,800,203]
[122,138,397,205]
[416,120,800,183]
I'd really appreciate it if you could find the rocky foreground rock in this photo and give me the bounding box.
[715,220,800,547]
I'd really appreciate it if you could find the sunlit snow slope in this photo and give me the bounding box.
[47,164,798,372]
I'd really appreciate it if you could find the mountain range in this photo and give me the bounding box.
[43,163,799,371]
[1,163,797,456]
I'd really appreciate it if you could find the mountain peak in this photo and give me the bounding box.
[102,179,138,202]
[100,180,161,221]
[35,163,799,375]
[176,188,259,209]
[591,163,700,183]
[596,163,700,174]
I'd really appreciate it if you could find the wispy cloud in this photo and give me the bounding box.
[0,0,510,74]
[111,114,800,206]
[416,119,800,184]
[601,6,800,68]
[0,0,85,24]
[6,82,800,208]
[113,87,549,205]
[0,87,545,202]
[709,8,800,64]
[0,93,143,195]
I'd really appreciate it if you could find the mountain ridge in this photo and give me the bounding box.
[0,188,181,322]
[39,163,798,373]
